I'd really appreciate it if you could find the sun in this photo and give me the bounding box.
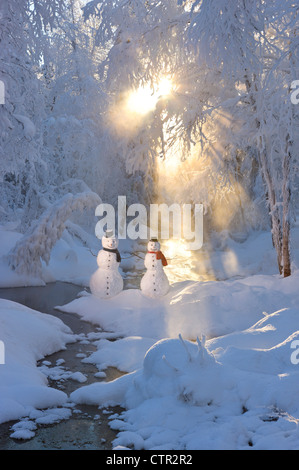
[126,77,173,115]
[126,84,157,115]
[157,77,173,97]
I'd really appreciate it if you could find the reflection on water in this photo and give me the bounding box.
[161,239,218,283]
[122,238,219,286]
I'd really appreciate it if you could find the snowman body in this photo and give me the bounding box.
[90,236,123,299]
[140,241,169,298]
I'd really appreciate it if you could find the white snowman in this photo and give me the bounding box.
[140,238,170,298]
[90,230,123,299]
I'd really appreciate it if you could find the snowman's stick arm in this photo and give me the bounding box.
[131,251,178,261]
[88,249,97,257]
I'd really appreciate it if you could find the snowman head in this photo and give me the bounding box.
[102,231,118,249]
[148,238,160,252]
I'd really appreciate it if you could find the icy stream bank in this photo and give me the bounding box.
[0,282,125,450]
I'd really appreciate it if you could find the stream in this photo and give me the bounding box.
[0,281,125,450]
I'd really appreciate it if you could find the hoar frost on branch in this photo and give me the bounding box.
[6,192,101,279]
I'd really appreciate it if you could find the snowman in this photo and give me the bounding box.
[89,230,123,299]
[140,238,170,298]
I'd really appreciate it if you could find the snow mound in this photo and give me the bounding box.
[126,336,227,408]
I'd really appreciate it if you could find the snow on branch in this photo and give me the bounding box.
[6,191,101,279]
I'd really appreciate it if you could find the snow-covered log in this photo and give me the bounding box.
[7,192,101,279]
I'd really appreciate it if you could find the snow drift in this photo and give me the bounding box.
[65,270,299,450]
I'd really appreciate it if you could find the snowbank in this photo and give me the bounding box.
[69,309,299,450]
[57,269,297,342]
[0,299,75,424]
[62,271,299,450]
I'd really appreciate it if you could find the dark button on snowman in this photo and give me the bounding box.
[140,238,170,298]
[90,230,123,299]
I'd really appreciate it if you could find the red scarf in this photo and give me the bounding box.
[148,251,168,266]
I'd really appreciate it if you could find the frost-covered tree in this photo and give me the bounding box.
[188,0,299,276]
[0,0,65,227]
[84,0,299,276]
[0,0,132,231]
[81,0,194,201]
[80,1,262,228]
[41,0,142,208]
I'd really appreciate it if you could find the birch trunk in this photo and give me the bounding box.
[258,148,283,275]
[282,135,292,277]
[245,75,283,275]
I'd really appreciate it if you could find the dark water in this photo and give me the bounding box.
[0,282,125,450]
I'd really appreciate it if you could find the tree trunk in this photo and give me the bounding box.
[244,75,284,275]
[258,148,283,275]
[282,135,292,277]
[282,215,291,277]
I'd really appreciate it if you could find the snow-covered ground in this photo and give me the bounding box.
[59,272,299,450]
[1,221,299,449]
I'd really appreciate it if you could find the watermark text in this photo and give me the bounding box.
[290,340,299,365]
[95,196,203,250]
[0,80,5,104]
[290,80,299,105]
[0,340,5,364]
